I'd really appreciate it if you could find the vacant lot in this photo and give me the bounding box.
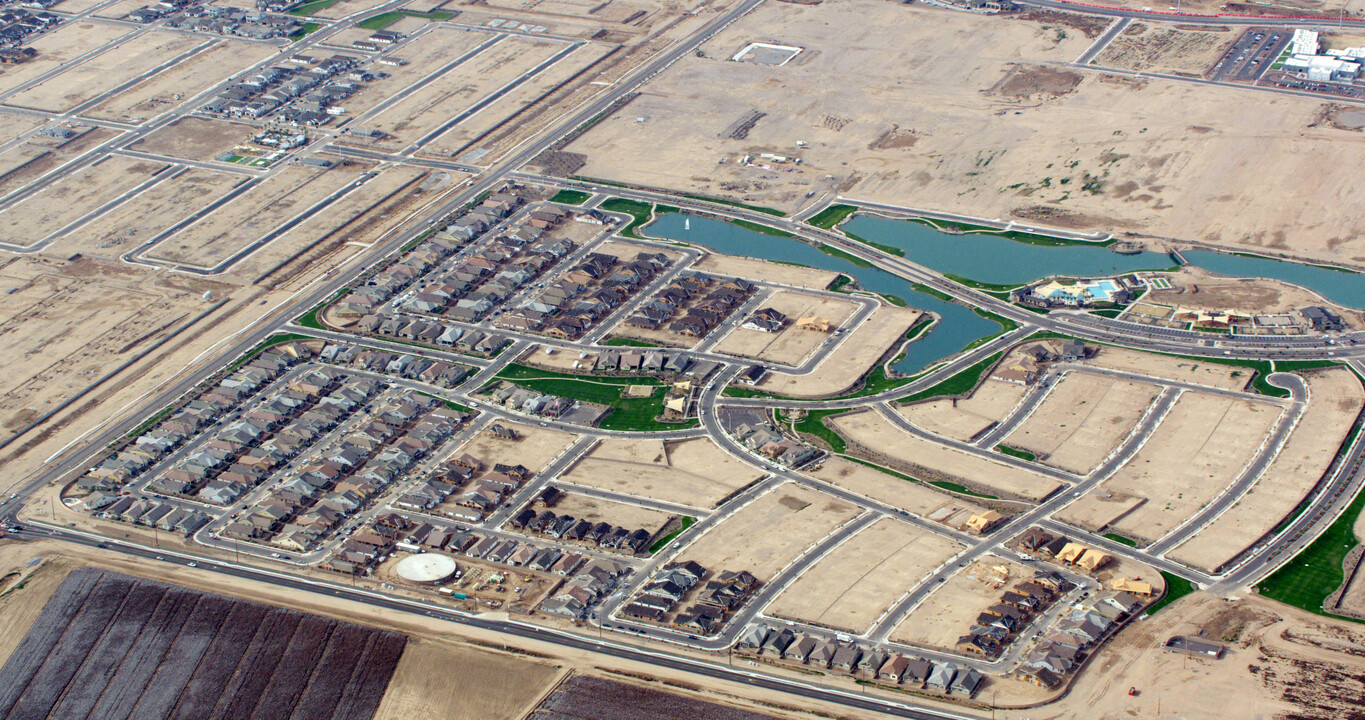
[890,556,1027,650]
[831,410,1063,501]
[146,162,366,269]
[373,638,563,720]
[451,420,579,474]
[1086,346,1253,391]
[1170,368,1364,572]
[1101,391,1282,543]
[1005,372,1162,475]
[340,28,512,126]
[0,155,165,248]
[549,492,674,533]
[808,457,990,520]
[757,305,921,398]
[0,21,131,95]
[559,437,765,508]
[711,290,858,367]
[692,253,839,290]
[0,568,405,720]
[87,39,275,124]
[8,30,207,112]
[899,377,1026,442]
[1094,23,1234,75]
[677,483,859,581]
[535,674,785,720]
[768,517,960,634]
[129,115,255,161]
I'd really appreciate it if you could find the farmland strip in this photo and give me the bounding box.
[126,594,234,720]
[331,630,407,720]
[0,568,102,715]
[88,587,200,720]
[286,625,376,720]
[212,609,302,720]
[47,582,168,718]
[166,602,269,720]
[247,615,335,720]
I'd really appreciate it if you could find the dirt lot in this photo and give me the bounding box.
[146,162,368,269]
[128,115,257,161]
[86,39,275,124]
[549,492,675,532]
[1147,265,1365,327]
[1093,23,1235,75]
[0,127,116,200]
[899,377,1026,443]
[767,517,960,634]
[710,290,858,366]
[807,457,990,521]
[1170,368,1364,572]
[691,253,838,290]
[1086,345,1253,390]
[7,30,207,113]
[0,155,166,248]
[889,556,1027,650]
[830,410,1063,501]
[448,420,579,474]
[374,638,564,720]
[559,437,765,509]
[0,21,131,95]
[1004,371,1162,475]
[756,305,921,398]
[1099,391,1283,543]
[676,483,859,582]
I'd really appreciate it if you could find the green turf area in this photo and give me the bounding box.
[357,9,454,29]
[598,198,654,239]
[493,364,697,432]
[417,392,474,414]
[721,386,774,399]
[1090,308,1124,318]
[292,22,322,40]
[1145,571,1196,615]
[899,352,1002,405]
[731,219,793,237]
[600,337,660,348]
[841,456,998,500]
[818,244,872,267]
[679,192,784,216]
[1103,532,1138,547]
[1257,486,1365,622]
[649,517,697,553]
[995,445,1036,462]
[288,0,341,15]
[780,408,854,453]
[806,204,858,230]
[549,189,591,205]
[943,273,1021,293]
[845,229,905,258]
[828,275,853,292]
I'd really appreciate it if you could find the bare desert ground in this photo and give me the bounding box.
[0,155,166,247]
[1093,22,1235,75]
[1086,345,1253,390]
[690,254,838,290]
[889,556,1028,650]
[1146,266,1365,327]
[767,517,960,634]
[1004,371,1161,475]
[6,30,207,113]
[0,21,131,94]
[129,115,257,161]
[559,437,765,508]
[86,39,276,124]
[898,377,1026,443]
[755,305,921,398]
[449,420,579,474]
[806,457,991,521]
[548,492,674,532]
[710,290,857,366]
[373,638,565,720]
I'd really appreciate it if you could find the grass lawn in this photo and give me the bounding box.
[1146,571,1196,615]
[807,204,858,230]
[899,352,1002,404]
[288,0,341,15]
[731,218,793,237]
[818,244,873,268]
[995,445,1036,462]
[1257,485,1365,622]
[357,9,454,30]
[845,229,905,258]
[494,364,697,432]
[780,408,853,453]
[600,336,660,348]
[599,198,654,239]
[550,189,591,205]
[292,22,321,41]
[1103,532,1138,547]
[649,517,696,554]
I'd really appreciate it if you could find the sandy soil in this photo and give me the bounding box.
[559,437,765,509]
[767,517,960,634]
[830,410,1063,501]
[690,254,838,290]
[889,556,1028,650]
[448,420,579,473]
[548,492,675,531]
[710,290,857,366]
[1093,22,1235,75]
[0,127,117,201]
[1103,392,1283,543]
[0,111,44,145]
[1004,371,1162,475]
[337,28,504,124]
[86,39,276,124]
[128,115,257,161]
[1086,345,1253,391]
[0,155,166,247]
[1170,368,1364,572]
[898,377,1026,443]
[0,21,132,94]
[313,0,402,18]
[374,638,565,720]
[1146,266,1365,328]
[7,30,207,112]
[677,482,860,582]
[806,457,990,521]
[756,305,921,398]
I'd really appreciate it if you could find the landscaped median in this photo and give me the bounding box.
[1257,485,1365,623]
[491,364,698,432]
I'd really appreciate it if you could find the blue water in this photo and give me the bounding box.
[1182,251,1365,310]
[645,213,1001,374]
[841,215,1171,286]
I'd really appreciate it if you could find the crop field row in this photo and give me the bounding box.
[0,569,407,720]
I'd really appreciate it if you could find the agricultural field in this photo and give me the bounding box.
[899,377,1026,442]
[710,290,859,367]
[0,155,166,248]
[889,556,1029,651]
[807,457,992,520]
[86,39,277,124]
[1169,368,1364,572]
[829,410,1063,501]
[767,517,961,633]
[1080,391,1283,544]
[0,21,131,95]
[533,674,784,720]
[755,305,921,398]
[6,30,207,113]
[0,568,405,720]
[450,420,579,474]
[1003,372,1162,475]
[675,482,860,581]
[558,437,765,508]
